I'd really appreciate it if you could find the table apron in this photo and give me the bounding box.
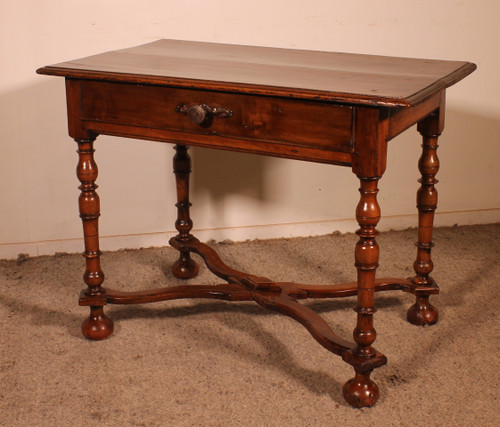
[74,80,355,165]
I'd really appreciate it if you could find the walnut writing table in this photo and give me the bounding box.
[37,40,476,408]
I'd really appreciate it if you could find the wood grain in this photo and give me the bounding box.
[37,39,476,107]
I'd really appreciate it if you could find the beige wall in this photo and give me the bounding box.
[1,0,499,259]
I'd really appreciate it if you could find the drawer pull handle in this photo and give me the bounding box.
[176,103,233,126]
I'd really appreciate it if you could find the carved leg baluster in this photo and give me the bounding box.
[76,138,113,340]
[407,113,441,326]
[343,177,385,408]
[171,144,199,279]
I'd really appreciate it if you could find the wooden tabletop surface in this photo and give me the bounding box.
[37,39,476,107]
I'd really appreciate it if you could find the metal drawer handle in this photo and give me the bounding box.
[176,103,233,126]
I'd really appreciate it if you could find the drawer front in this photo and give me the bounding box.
[80,81,353,153]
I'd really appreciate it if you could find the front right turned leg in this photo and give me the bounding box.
[343,176,386,408]
[76,137,113,340]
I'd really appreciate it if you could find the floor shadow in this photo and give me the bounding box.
[106,287,406,405]
[379,225,500,382]
[0,293,83,338]
[109,298,347,402]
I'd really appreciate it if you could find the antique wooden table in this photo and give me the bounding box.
[37,40,475,408]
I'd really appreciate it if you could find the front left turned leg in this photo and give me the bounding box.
[343,177,386,408]
[171,144,199,279]
[76,137,113,340]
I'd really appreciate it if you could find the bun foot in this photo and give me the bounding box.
[172,255,199,279]
[343,371,380,408]
[407,296,438,326]
[82,306,114,340]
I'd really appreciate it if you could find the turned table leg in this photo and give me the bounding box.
[76,137,113,340]
[407,109,443,326]
[171,144,199,279]
[343,176,382,407]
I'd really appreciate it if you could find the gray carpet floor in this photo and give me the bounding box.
[1,224,499,426]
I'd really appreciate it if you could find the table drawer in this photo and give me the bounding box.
[80,81,353,153]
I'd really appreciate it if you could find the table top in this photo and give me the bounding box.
[37,39,476,108]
